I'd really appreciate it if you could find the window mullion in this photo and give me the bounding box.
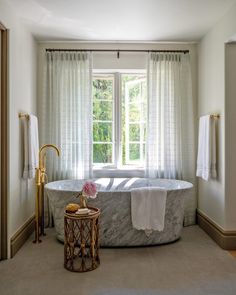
[140,82,144,164]
[114,72,121,168]
[125,83,130,164]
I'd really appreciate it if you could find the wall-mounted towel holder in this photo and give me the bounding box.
[199,114,220,120]
[210,114,220,119]
[18,112,29,119]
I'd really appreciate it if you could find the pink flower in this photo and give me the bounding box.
[82,181,97,199]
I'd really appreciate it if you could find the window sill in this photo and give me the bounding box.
[93,166,145,178]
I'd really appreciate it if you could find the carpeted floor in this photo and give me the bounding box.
[0,226,236,295]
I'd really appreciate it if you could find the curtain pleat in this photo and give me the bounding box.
[41,51,92,181]
[146,52,197,225]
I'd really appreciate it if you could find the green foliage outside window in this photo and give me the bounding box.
[92,74,146,165]
[122,74,146,165]
[93,77,113,164]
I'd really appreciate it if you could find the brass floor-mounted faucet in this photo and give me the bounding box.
[34,144,60,243]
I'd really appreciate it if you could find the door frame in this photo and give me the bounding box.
[0,21,8,260]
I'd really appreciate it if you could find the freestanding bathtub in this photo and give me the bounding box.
[45,178,193,246]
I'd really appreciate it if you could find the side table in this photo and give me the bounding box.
[64,206,100,272]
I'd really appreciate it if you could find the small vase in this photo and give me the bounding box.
[79,193,88,208]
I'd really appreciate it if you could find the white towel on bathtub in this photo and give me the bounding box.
[131,187,167,233]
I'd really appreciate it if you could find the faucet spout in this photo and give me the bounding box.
[39,144,60,169]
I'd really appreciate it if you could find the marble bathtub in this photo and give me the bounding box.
[45,178,193,246]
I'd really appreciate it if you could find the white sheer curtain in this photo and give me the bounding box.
[41,51,93,180]
[146,52,196,225]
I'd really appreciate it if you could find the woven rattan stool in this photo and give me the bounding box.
[64,206,100,272]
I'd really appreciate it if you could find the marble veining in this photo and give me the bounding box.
[45,178,193,246]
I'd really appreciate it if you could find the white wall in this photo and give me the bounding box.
[0,0,37,256]
[198,3,236,230]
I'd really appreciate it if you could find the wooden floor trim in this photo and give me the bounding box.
[1,24,9,260]
[197,209,236,250]
[229,251,236,258]
[10,215,35,258]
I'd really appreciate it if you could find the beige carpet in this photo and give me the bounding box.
[0,226,236,295]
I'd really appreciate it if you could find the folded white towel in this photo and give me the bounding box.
[196,115,217,181]
[23,114,39,179]
[131,187,167,233]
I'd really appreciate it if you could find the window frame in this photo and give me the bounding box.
[92,73,116,167]
[124,77,146,166]
[92,70,146,176]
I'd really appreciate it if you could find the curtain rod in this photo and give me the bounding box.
[45,49,189,54]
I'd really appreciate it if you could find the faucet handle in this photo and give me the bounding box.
[43,173,48,184]
[41,170,48,184]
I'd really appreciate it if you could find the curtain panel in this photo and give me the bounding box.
[146,52,197,225]
[41,51,93,180]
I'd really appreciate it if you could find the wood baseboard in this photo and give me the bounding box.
[197,209,236,250]
[10,215,35,258]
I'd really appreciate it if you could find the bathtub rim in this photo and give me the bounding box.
[44,178,193,194]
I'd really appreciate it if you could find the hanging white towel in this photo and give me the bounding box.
[23,114,39,179]
[131,187,167,233]
[196,115,217,181]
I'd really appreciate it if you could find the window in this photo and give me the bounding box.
[92,72,147,168]
[122,75,147,166]
[93,74,114,166]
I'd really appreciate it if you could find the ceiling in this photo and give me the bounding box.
[7,0,236,41]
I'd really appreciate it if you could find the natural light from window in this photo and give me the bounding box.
[92,73,146,169]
